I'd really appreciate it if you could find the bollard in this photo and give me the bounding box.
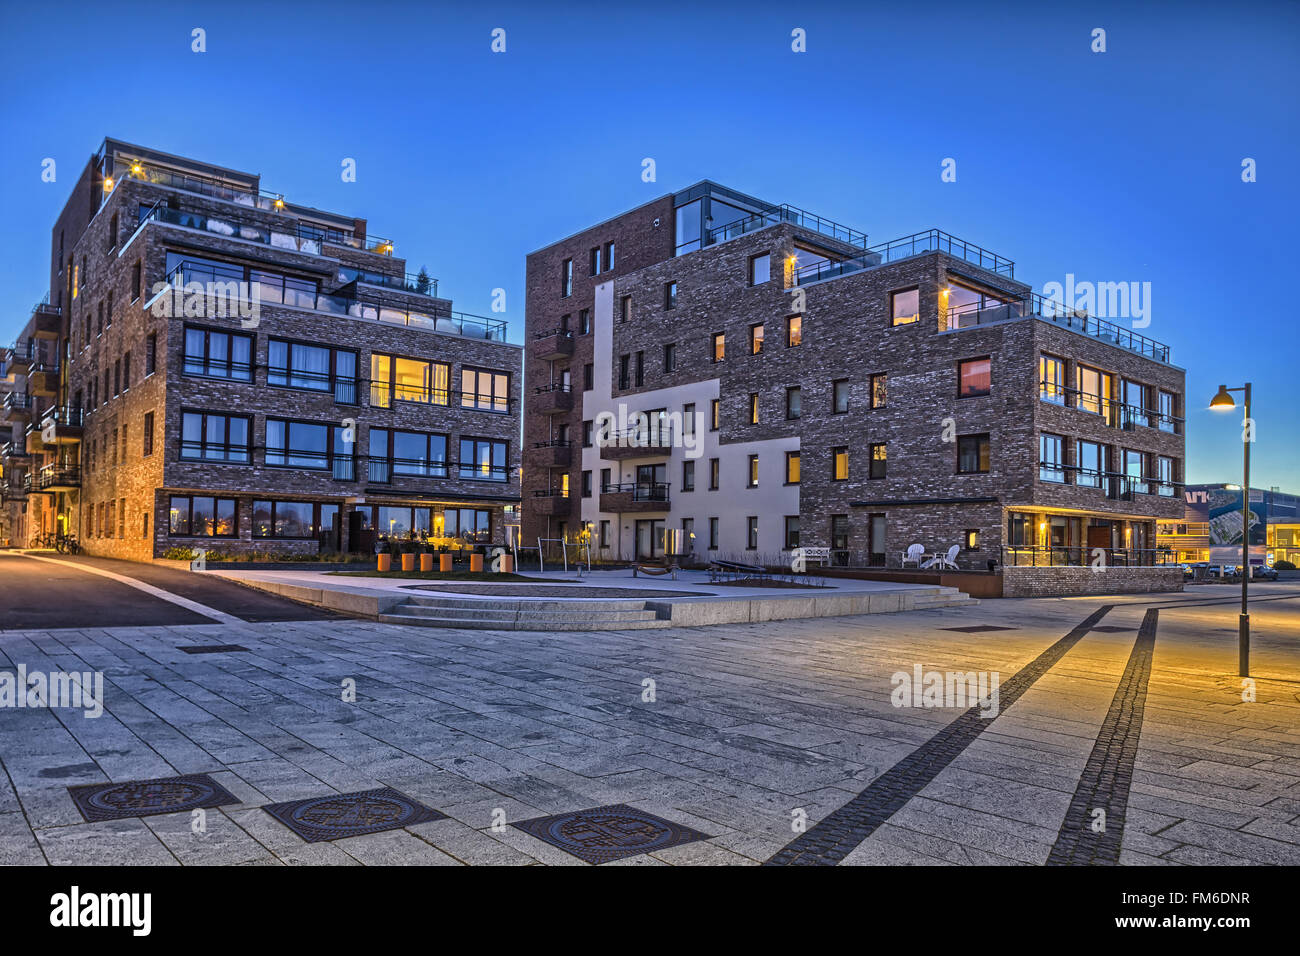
[439,553,453,572]
[470,552,484,573]
[401,553,415,572]
[420,553,433,572]
[501,554,514,573]
[377,553,391,572]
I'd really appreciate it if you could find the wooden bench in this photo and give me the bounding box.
[633,564,679,580]
[707,559,769,584]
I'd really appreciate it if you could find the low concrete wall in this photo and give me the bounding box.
[819,567,1003,598]
[221,577,407,618]
[1002,565,1183,598]
[655,588,939,626]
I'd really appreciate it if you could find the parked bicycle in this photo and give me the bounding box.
[55,533,80,555]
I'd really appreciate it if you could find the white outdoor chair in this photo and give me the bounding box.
[924,545,961,571]
[900,543,925,568]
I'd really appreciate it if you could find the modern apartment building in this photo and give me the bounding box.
[0,138,520,560]
[523,182,1186,595]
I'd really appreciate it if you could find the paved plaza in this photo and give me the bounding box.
[1,551,1298,866]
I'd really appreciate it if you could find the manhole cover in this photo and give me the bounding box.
[68,773,239,821]
[179,644,250,654]
[940,625,1019,633]
[512,804,710,864]
[263,788,446,843]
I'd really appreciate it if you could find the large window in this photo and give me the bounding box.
[891,288,919,326]
[461,367,510,413]
[266,418,354,479]
[459,437,508,481]
[957,434,990,474]
[1040,355,1066,404]
[252,500,335,539]
[444,508,492,543]
[958,357,991,397]
[1124,449,1147,494]
[269,339,358,404]
[371,354,450,407]
[1040,433,1066,482]
[1122,380,1148,428]
[749,253,770,285]
[1157,390,1176,433]
[1156,455,1176,496]
[369,428,449,481]
[169,496,237,537]
[183,326,252,381]
[1077,440,1103,488]
[181,411,251,463]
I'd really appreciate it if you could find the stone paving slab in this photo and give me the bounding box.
[2,587,1298,864]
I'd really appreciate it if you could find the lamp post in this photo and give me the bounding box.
[1209,383,1252,677]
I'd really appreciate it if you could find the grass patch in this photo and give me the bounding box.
[328,570,535,581]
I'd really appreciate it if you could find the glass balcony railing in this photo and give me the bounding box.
[794,229,1015,285]
[946,293,1170,363]
[162,261,507,341]
[705,203,869,250]
[335,266,439,299]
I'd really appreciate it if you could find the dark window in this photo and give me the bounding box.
[181,411,251,463]
[746,516,759,549]
[785,386,801,420]
[663,342,676,372]
[749,253,770,285]
[1040,433,1066,483]
[560,258,572,297]
[619,354,630,390]
[269,339,359,404]
[583,363,593,391]
[832,379,849,414]
[589,247,601,276]
[145,333,157,375]
[634,351,644,387]
[709,458,720,490]
[183,326,252,381]
[682,459,695,492]
[664,282,677,309]
[252,500,329,539]
[870,373,887,408]
[367,428,449,481]
[459,437,508,481]
[620,295,631,322]
[957,434,990,474]
[581,471,592,497]
[709,517,719,550]
[266,418,354,479]
[784,516,800,550]
[582,421,593,447]
[579,309,591,334]
[143,411,154,457]
[131,261,141,301]
[603,241,615,271]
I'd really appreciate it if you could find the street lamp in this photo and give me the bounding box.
[1209,383,1252,677]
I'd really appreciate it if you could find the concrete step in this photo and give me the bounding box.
[390,603,661,623]
[401,595,657,613]
[377,612,675,631]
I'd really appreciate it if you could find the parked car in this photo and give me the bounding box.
[1251,565,1279,581]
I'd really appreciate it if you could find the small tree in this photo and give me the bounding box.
[413,267,432,295]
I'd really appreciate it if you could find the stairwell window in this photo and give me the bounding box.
[664,282,677,309]
[832,379,849,414]
[749,253,770,285]
[561,258,572,297]
[833,446,849,481]
[785,386,801,420]
[747,516,759,549]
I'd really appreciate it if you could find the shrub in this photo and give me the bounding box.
[1274,560,1296,571]
[161,546,197,561]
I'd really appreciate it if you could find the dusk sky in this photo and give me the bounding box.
[1,0,1295,488]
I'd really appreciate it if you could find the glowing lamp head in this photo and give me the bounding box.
[274,197,285,209]
[1209,385,1235,410]
[102,177,113,192]
[130,163,143,175]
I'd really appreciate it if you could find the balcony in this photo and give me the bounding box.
[531,489,572,516]
[600,481,671,513]
[527,440,573,468]
[533,327,575,361]
[794,229,1015,285]
[1001,546,1177,568]
[1,392,32,421]
[38,406,84,444]
[946,294,1171,363]
[1039,382,1183,434]
[27,360,59,397]
[532,383,574,415]
[24,464,80,494]
[335,266,439,300]
[2,340,34,370]
[31,302,61,340]
[598,429,674,461]
[159,260,506,341]
[0,440,30,459]
[701,201,869,253]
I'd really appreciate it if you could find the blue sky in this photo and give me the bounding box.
[0,0,1295,487]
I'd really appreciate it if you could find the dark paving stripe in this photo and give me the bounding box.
[764,605,1115,866]
[1046,608,1158,866]
[179,644,250,655]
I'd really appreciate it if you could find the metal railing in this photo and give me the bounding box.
[601,481,671,502]
[336,266,439,298]
[533,326,575,340]
[39,406,84,428]
[795,229,1015,285]
[3,392,32,412]
[23,465,81,492]
[946,295,1170,362]
[1036,462,1180,498]
[705,203,869,250]
[1038,381,1182,432]
[533,382,572,394]
[163,260,507,340]
[368,457,451,483]
[1001,546,1178,567]
[532,439,573,448]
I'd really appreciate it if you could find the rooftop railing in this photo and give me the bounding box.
[162,261,506,341]
[946,294,1170,363]
[106,159,394,254]
[794,229,1015,285]
[336,266,439,299]
[705,203,869,250]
